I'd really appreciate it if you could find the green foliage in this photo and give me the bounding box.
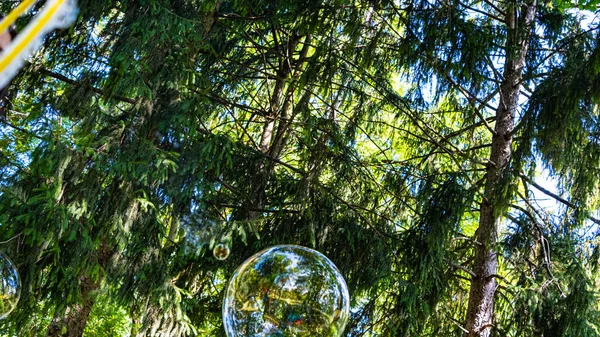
[0,0,599,336]
[84,294,131,337]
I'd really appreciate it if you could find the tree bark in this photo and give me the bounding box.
[45,246,110,337]
[270,35,312,159]
[258,32,301,154]
[464,2,537,336]
[45,276,101,337]
[248,32,303,219]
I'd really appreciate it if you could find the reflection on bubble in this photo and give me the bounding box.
[223,245,350,337]
[0,252,20,320]
[214,243,231,260]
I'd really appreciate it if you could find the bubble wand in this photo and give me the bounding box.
[0,0,78,88]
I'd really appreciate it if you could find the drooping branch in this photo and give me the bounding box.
[519,174,600,225]
[37,67,137,104]
[0,118,43,140]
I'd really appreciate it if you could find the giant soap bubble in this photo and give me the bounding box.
[223,245,350,337]
[0,252,20,319]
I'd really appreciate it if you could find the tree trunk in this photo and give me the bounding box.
[464,2,537,336]
[45,275,101,337]
[270,35,312,159]
[258,33,301,154]
[129,303,141,337]
[248,32,303,219]
[45,246,110,337]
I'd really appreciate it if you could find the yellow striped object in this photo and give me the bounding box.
[0,0,78,88]
[0,0,37,36]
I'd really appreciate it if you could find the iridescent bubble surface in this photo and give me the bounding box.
[214,243,231,261]
[223,245,350,337]
[0,252,20,320]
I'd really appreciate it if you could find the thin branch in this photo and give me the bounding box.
[512,187,567,298]
[443,75,497,136]
[481,0,505,16]
[531,25,600,71]
[450,261,477,278]
[37,67,137,104]
[0,118,43,140]
[458,0,505,23]
[205,202,300,214]
[448,316,470,334]
[0,231,23,245]
[520,174,600,225]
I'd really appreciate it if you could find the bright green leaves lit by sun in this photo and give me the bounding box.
[223,246,349,337]
[0,252,19,320]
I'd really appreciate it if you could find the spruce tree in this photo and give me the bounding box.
[0,0,599,336]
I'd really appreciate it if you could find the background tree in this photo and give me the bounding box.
[0,0,599,336]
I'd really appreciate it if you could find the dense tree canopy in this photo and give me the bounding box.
[1,0,600,336]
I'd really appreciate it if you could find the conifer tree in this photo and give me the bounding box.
[0,0,599,336]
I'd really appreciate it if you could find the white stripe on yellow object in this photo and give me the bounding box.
[0,0,37,36]
[0,0,78,88]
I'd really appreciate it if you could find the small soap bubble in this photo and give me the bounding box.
[0,252,20,320]
[223,245,350,337]
[214,243,231,261]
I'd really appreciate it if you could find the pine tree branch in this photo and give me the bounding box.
[438,117,497,142]
[37,67,137,104]
[440,74,498,136]
[519,174,600,225]
[481,0,505,16]
[484,52,504,82]
[0,231,22,245]
[0,148,27,173]
[450,261,477,278]
[205,202,300,214]
[328,191,398,238]
[530,25,600,72]
[464,143,492,152]
[214,54,280,80]
[448,315,470,334]
[337,54,490,172]
[0,118,43,140]
[205,92,267,116]
[261,152,305,175]
[457,0,505,23]
[510,197,567,298]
